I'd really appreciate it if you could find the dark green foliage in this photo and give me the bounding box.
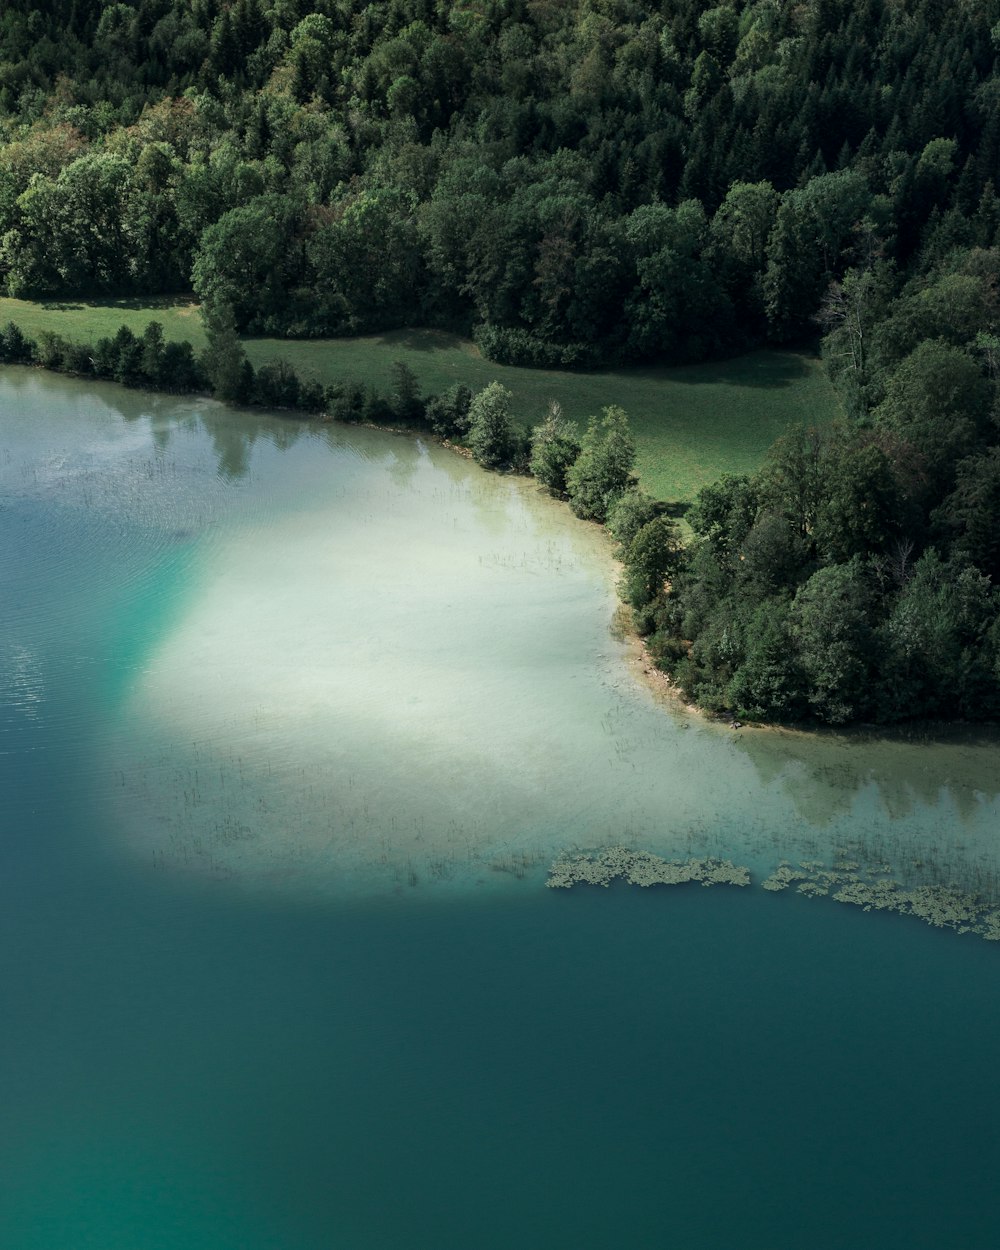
[35,331,74,371]
[736,512,811,597]
[566,406,636,523]
[467,382,516,471]
[200,303,252,403]
[529,402,580,497]
[360,388,394,427]
[92,335,116,378]
[0,312,339,418]
[297,377,327,413]
[192,195,305,334]
[139,321,166,387]
[790,561,876,725]
[0,320,33,363]
[160,339,203,393]
[655,236,1000,724]
[305,187,422,335]
[0,0,997,363]
[388,360,423,425]
[2,314,206,393]
[763,171,872,341]
[425,384,472,440]
[812,435,901,564]
[877,552,1000,721]
[110,325,143,386]
[687,475,760,565]
[324,380,367,424]
[473,325,604,370]
[872,339,992,493]
[756,425,826,540]
[620,516,684,631]
[254,359,301,409]
[605,489,658,550]
[726,598,805,723]
[625,199,735,361]
[934,449,1000,582]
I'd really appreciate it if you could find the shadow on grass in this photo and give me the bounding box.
[39,293,197,314]
[625,348,822,391]
[372,327,470,353]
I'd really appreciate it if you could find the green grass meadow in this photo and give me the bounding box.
[0,295,842,503]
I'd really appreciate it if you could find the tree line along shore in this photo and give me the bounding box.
[3,279,1000,730]
[0,0,999,724]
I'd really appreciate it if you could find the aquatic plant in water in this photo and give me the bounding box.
[546,847,752,889]
[762,860,1000,941]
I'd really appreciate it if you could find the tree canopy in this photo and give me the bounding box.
[0,0,997,366]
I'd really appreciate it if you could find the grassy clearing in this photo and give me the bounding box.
[254,329,842,502]
[0,294,206,348]
[0,296,841,502]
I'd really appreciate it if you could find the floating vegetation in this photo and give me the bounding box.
[761,863,860,895]
[546,847,751,890]
[552,847,1000,944]
[762,859,1000,941]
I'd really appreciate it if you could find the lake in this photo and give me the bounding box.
[2,368,999,1248]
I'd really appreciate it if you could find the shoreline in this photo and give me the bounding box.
[5,355,999,747]
[619,613,1000,748]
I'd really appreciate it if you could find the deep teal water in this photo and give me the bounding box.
[4,835,1000,1249]
[3,373,1000,1249]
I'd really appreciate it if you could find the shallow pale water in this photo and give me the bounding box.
[3,370,1000,1248]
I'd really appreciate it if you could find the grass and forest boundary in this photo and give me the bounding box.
[0,295,839,505]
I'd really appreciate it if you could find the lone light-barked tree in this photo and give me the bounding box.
[529,400,580,497]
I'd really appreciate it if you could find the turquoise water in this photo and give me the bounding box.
[3,370,1000,1248]
[5,870,1000,1249]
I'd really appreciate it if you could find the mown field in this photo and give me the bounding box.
[0,295,842,503]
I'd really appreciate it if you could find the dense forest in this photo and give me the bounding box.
[0,0,997,362]
[601,255,1000,725]
[1,0,1000,724]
